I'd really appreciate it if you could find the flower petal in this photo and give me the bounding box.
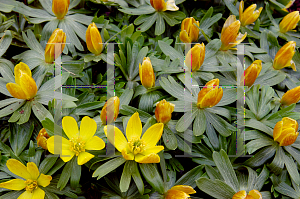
[6,159,31,180]
[27,162,39,180]
[6,83,27,99]
[166,189,190,199]
[77,152,94,165]
[170,185,196,194]
[19,73,37,100]
[80,116,97,142]
[165,0,179,11]
[37,174,52,187]
[18,190,33,199]
[32,187,45,199]
[135,153,160,163]
[0,179,26,190]
[142,146,164,156]
[47,135,71,155]
[85,136,105,150]
[62,116,79,139]
[280,131,299,146]
[232,190,247,199]
[14,62,32,86]
[142,123,164,147]
[126,112,142,140]
[248,189,262,199]
[104,125,128,152]
[122,149,134,161]
[60,149,75,163]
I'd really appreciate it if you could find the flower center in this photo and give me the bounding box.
[25,179,38,192]
[128,138,146,155]
[69,136,85,156]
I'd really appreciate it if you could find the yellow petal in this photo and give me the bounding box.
[80,116,97,142]
[166,189,190,199]
[273,121,283,141]
[104,125,128,152]
[6,83,27,99]
[142,146,164,156]
[37,174,52,187]
[122,149,134,161]
[126,112,142,140]
[62,116,79,139]
[14,62,32,86]
[179,30,191,43]
[165,0,179,11]
[248,189,262,199]
[85,136,105,150]
[135,153,160,163]
[6,159,31,180]
[0,179,26,190]
[232,190,247,199]
[60,149,75,163]
[47,135,71,155]
[142,123,164,147]
[26,162,39,180]
[282,117,298,131]
[18,190,33,199]
[77,151,94,165]
[280,131,299,146]
[19,73,37,100]
[170,185,196,194]
[199,87,223,108]
[90,26,103,55]
[32,187,45,199]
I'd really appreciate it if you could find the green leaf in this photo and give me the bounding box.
[223,0,239,16]
[139,163,164,194]
[265,2,279,28]
[283,153,300,185]
[176,110,197,132]
[93,157,126,179]
[70,157,81,189]
[32,101,54,122]
[120,160,133,193]
[193,109,206,136]
[205,39,222,59]
[175,165,204,187]
[119,4,155,15]
[57,159,72,190]
[155,13,165,35]
[0,30,12,57]
[135,13,157,32]
[9,123,34,156]
[0,100,26,118]
[162,125,177,150]
[39,156,58,174]
[120,105,152,123]
[38,73,70,92]
[22,30,44,55]
[158,40,184,65]
[131,161,144,195]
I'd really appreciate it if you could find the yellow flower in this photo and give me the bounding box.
[100,96,120,125]
[139,57,155,89]
[104,112,164,163]
[280,86,300,106]
[220,15,247,51]
[52,0,70,19]
[232,190,262,199]
[47,116,105,165]
[86,22,103,55]
[6,62,37,100]
[243,60,262,87]
[239,1,263,26]
[37,128,50,150]
[185,43,205,72]
[273,117,299,146]
[155,99,175,124]
[44,29,66,64]
[150,0,179,12]
[179,17,200,43]
[165,185,196,199]
[273,41,296,71]
[0,159,52,199]
[197,79,223,109]
[279,11,300,33]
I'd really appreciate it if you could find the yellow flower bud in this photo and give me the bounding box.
[180,17,200,43]
[273,117,299,146]
[150,0,179,12]
[44,29,66,64]
[273,41,296,71]
[37,128,50,150]
[52,0,70,19]
[139,57,155,89]
[243,60,262,87]
[185,43,205,72]
[86,22,103,55]
[155,99,175,124]
[166,185,196,199]
[280,86,300,106]
[6,62,37,100]
[220,15,247,51]
[232,190,262,199]
[279,11,300,33]
[239,1,263,26]
[100,96,120,125]
[197,79,223,109]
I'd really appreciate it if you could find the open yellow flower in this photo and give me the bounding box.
[150,0,179,12]
[86,22,103,55]
[273,41,296,71]
[279,11,300,33]
[6,62,37,100]
[165,185,196,199]
[280,86,300,106]
[0,159,52,199]
[180,17,200,43]
[52,0,70,19]
[232,190,262,199]
[197,79,223,109]
[273,117,299,146]
[239,1,263,26]
[243,60,262,87]
[220,15,247,51]
[104,112,164,163]
[47,116,105,165]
